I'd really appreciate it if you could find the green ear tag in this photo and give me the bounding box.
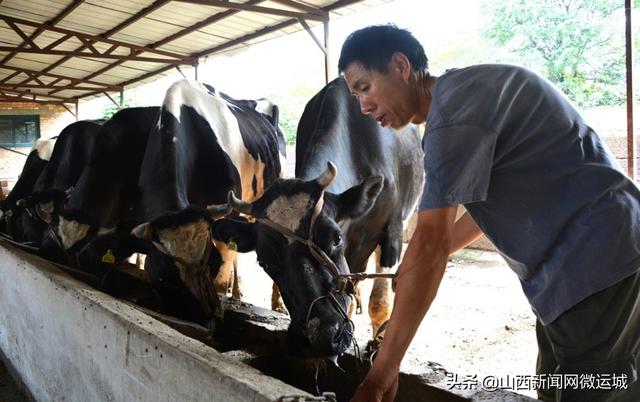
[101,249,116,264]
[227,239,238,251]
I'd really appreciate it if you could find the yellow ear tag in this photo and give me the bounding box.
[101,249,116,264]
[227,239,238,251]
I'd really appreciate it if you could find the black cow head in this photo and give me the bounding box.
[0,189,67,244]
[0,199,17,240]
[131,204,232,323]
[44,208,97,265]
[13,188,70,245]
[213,162,383,357]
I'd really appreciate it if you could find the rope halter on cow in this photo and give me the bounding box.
[227,162,396,358]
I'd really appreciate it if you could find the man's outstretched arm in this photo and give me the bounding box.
[450,210,483,255]
[351,205,458,402]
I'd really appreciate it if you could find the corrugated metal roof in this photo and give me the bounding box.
[0,0,390,106]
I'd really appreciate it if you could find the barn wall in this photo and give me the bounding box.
[0,242,308,402]
[0,102,75,195]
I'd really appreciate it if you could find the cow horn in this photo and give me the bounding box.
[206,203,232,219]
[131,222,153,240]
[316,161,338,190]
[227,191,252,215]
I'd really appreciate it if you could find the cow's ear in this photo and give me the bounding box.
[334,175,384,222]
[131,222,153,240]
[211,217,256,253]
[268,104,279,128]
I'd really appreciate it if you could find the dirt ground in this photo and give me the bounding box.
[236,247,539,400]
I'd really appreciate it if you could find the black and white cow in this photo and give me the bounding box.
[214,77,424,357]
[14,119,104,245]
[131,79,285,323]
[0,137,56,240]
[41,107,159,271]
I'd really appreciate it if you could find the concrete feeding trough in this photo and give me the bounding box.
[0,240,537,401]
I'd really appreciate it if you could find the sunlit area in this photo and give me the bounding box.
[1,1,639,401]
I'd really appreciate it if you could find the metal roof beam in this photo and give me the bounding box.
[193,0,361,59]
[175,0,328,21]
[0,16,191,61]
[0,46,191,64]
[61,103,77,118]
[150,0,268,49]
[298,18,326,55]
[5,19,40,49]
[0,84,118,91]
[75,0,270,98]
[0,98,67,105]
[103,91,121,109]
[21,0,172,92]
[0,87,74,102]
[0,70,20,85]
[0,0,85,67]
[103,0,172,37]
[194,19,298,58]
[76,0,364,101]
[0,65,120,89]
[271,0,328,17]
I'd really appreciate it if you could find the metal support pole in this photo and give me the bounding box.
[625,0,636,180]
[119,88,124,108]
[194,60,199,81]
[75,99,79,121]
[323,20,330,84]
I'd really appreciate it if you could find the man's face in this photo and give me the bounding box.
[343,59,413,129]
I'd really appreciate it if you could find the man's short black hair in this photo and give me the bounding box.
[338,24,428,74]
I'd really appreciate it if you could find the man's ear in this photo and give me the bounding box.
[334,175,384,222]
[211,217,257,253]
[390,52,411,82]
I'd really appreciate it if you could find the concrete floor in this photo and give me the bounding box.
[0,357,27,402]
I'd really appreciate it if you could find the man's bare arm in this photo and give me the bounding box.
[351,206,458,402]
[450,210,483,255]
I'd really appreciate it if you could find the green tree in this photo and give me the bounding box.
[482,0,626,107]
[101,95,135,119]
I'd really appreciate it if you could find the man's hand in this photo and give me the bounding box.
[350,364,399,402]
[352,206,458,401]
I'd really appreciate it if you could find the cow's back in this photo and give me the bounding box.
[2,138,56,208]
[33,120,104,193]
[138,80,282,220]
[66,107,159,227]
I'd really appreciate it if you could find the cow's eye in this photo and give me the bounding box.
[333,234,343,248]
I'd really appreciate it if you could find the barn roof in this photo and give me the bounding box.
[0,0,389,108]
